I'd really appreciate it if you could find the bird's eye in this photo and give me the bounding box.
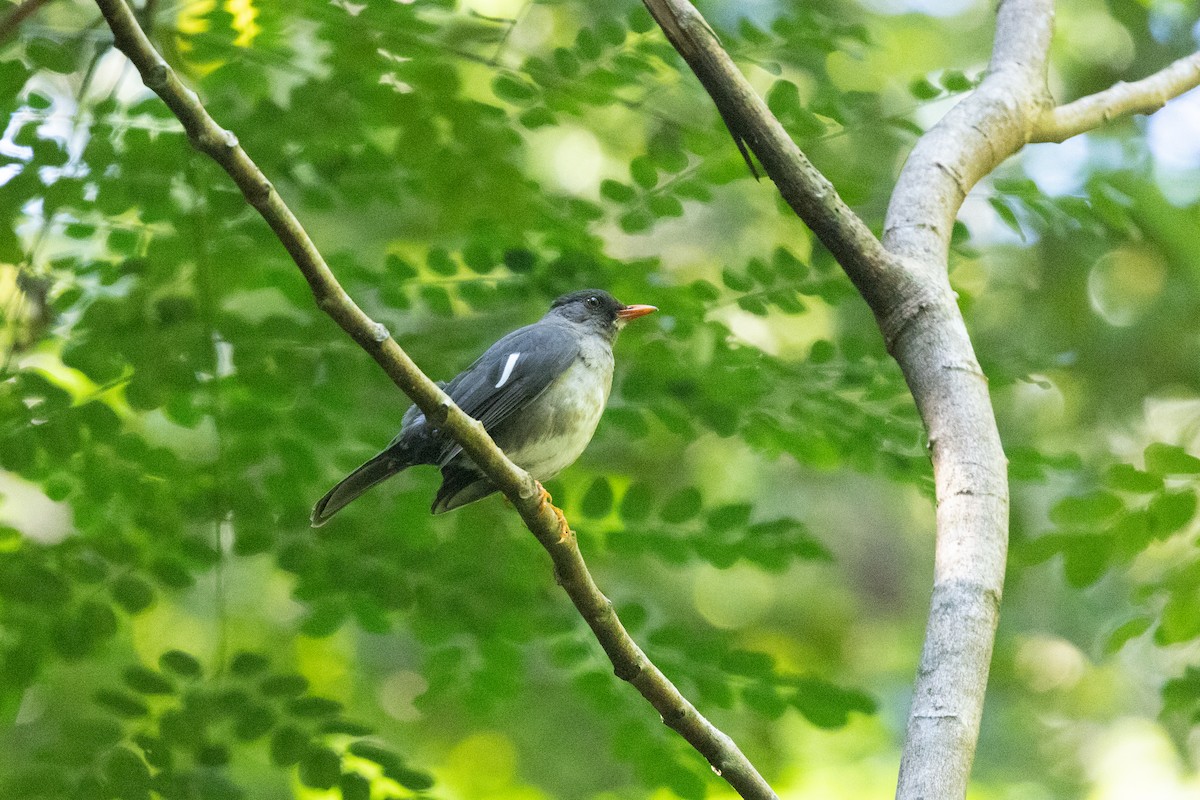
[586,296,600,308]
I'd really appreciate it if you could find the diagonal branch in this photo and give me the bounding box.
[0,0,53,44]
[641,0,903,313]
[90,2,777,799]
[1032,51,1200,143]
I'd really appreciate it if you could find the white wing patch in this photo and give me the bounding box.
[495,352,520,388]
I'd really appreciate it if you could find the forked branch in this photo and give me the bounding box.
[1033,51,1200,143]
[643,2,1028,799]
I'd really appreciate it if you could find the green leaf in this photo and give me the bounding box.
[420,285,453,316]
[347,741,406,773]
[95,689,149,718]
[553,47,580,77]
[789,677,876,728]
[747,257,775,286]
[1104,616,1152,654]
[580,477,614,518]
[1157,588,1200,644]
[1062,534,1113,587]
[110,574,156,614]
[426,247,457,276]
[628,6,654,33]
[620,482,655,522]
[518,107,556,128]
[0,60,29,98]
[149,557,194,589]
[1048,491,1122,528]
[301,600,349,637]
[600,179,636,203]
[721,649,775,677]
[738,295,768,315]
[647,194,683,218]
[300,745,342,789]
[742,684,788,719]
[27,38,80,74]
[261,673,310,697]
[492,74,538,104]
[707,503,751,532]
[618,209,652,233]
[722,268,753,292]
[103,746,151,793]
[576,27,602,59]
[385,253,417,280]
[503,248,536,272]
[196,743,231,766]
[989,197,1024,238]
[234,703,276,741]
[908,76,941,99]
[660,487,702,523]
[123,665,174,695]
[288,696,343,717]
[940,69,974,92]
[597,17,626,46]
[766,80,803,118]
[1104,463,1163,493]
[651,144,689,174]
[1144,443,1200,475]
[389,766,436,791]
[630,156,657,189]
[1148,490,1196,537]
[269,725,310,767]
[340,773,372,800]
[230,651,271,676]
[159,650,203,678]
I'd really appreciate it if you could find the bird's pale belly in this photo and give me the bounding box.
[500,356,612,480]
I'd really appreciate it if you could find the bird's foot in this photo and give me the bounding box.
[535,481,572,543]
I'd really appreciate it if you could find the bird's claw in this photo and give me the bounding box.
[535,482,572,543]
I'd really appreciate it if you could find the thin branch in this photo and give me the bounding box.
[1032,51,1200,143]
[90,1,775,798]
[640,0,904,313]
[0,0,53,44]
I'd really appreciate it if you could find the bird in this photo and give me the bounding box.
[311,289,657,526]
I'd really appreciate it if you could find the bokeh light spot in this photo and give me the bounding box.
[1088,246,1166,327]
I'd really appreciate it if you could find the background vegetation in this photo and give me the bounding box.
[2,0,1200,797]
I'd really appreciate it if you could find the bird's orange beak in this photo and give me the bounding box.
[616,304,657,322]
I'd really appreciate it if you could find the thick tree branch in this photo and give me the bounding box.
[883,2,1053,798]
[885,0,1053,268]
[91,1,775,798]
[1032,51,1200,143]
[642,1,1051,799]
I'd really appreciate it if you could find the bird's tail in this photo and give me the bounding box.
[311,451,408,527]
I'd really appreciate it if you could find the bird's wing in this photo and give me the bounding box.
[398,321,580,465]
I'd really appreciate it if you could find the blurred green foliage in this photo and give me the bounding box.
[2,0,1200,798]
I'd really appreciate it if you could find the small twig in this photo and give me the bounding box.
[1032,51,1200,143]
[90,1,775,797]
[0,0,52,44]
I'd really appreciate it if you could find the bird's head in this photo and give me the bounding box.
[548,289,657,339]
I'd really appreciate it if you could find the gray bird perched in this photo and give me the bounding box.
[311,290,656,526]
